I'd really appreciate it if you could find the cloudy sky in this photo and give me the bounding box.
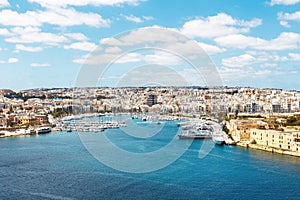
[0,0,299,90]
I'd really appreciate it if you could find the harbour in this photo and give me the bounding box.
[0,121,299,199]
[1,0,300,198]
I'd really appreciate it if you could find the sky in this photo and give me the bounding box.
[0,0,299,90]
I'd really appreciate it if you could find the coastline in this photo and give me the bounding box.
[2,112,300,158]
[237,142,300,157]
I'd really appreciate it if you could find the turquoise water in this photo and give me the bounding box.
[1,121,300,199]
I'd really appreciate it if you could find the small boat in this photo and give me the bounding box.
[224,138,237,145]
[212,135,225,145]
[131,115,138,119]
[26,129,36,135]
[177,121,189,127]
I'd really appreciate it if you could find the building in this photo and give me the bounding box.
[35,114,48,125]
[19,116,35,125]
[246,103,251,113]
[250,128,300,153]
[0,115,5,127]
[147,95,157,107]
[272,104,281,113]
[287,103,291,113]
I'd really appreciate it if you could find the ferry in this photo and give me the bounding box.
[35,127,52,134]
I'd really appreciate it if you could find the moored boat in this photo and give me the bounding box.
[212,135,225,145]
[178,130,212,139]
[224,138,237,145]
[36,127,52,134]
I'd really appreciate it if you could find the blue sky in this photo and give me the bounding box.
[0,0,299,90]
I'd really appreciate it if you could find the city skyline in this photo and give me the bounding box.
[0,0,300,90]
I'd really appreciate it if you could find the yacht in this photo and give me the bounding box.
[36,127,52,134]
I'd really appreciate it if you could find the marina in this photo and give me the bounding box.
[0,113,229,145]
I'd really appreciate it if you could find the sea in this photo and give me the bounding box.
[0,118,300,200]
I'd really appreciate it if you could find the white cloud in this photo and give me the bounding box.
[64,33,89,41]
[278,11,300,22]
[64,42,97,51]
[221,51,296,73]
[255,70,273,75]
[215,34,264,49]
[143,16,154,21]
[246,51,290,62]
[0,8,110,28]
[218,66,249,81]
[73,54,89,64]
[73,51,184,65]
[0,60,5,64]
[82,51,183,65]
[104,47,122,54]
[123,14,153,23]
[30,63,51,67]
[222,54,256,68]
[0,28,10,36]
[87,27,223,66]
[8,57,19,63]
[112,27,182,46]
[218,65,286,84]
[16,44,43,52]
[0,10,41,26]
[27,0,141,8]
[180,13,262,38]
[5,27,69,45]
[0,0,9,7]
[288,53,300,60]
[197,42,226,55]
[124,14,143,23]
[36,7,110,28]
[115,52,143,63]
[279,21,290,28]
[278,11,300,27]
[144,51,183,65]
[269,0,300,6]
[215,32,300,50]
[261,63,279,68]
